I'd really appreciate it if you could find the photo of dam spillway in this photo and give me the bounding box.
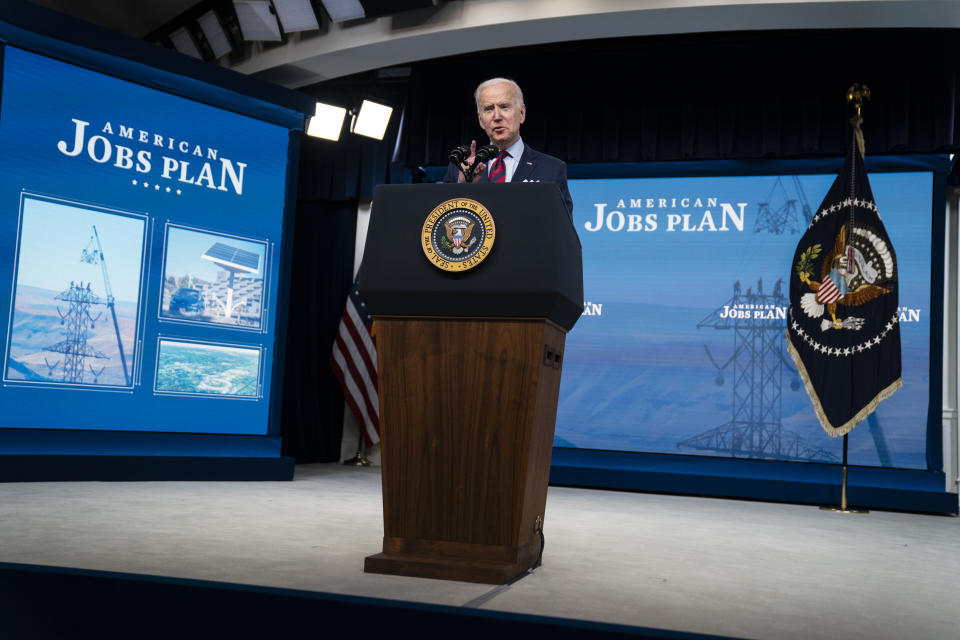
[154,340,260,398]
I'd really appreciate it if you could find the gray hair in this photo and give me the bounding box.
[474,78,524,112]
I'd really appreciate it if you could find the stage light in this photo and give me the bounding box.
[319,0,365,22]
[307,102,347,141]
[169,27,202,59]
[272,0,321,32]
[351,100,393,141]
[233,0,282,41]
[197,10,233,59]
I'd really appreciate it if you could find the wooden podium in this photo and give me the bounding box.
[358,183,582,584]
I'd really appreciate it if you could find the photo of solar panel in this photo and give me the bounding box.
[160,226,267,330]
[202,243,260,274]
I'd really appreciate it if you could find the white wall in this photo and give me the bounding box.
[947,185,960,492]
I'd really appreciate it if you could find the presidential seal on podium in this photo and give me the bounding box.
[421,198,495,272]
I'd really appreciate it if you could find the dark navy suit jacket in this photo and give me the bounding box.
[443,144,573,219]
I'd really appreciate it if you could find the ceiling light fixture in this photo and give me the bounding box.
[233,0,283,41]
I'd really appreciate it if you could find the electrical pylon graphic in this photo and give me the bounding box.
[42,281,107,383]
[678,278,838,462]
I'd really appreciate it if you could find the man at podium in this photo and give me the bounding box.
[362,84,584,582]
[443,77,574,218]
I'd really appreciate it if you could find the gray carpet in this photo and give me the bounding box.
[0,463,957,639]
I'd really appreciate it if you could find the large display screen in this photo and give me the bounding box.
[0,46,290,435]
[558,170,933,469]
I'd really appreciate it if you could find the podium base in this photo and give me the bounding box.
[364,552,532,585]
[364,536,540,584]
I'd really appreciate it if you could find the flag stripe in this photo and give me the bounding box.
[331,342,379,445]
[334,329,379,424]
[343,301,377,381]
[331,345,379,446]
[330,359,378,448]
[336,316,378,398]
[331,285,380,448]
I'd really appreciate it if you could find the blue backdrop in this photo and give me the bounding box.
[557,170,933,469]
[0,46,290,436]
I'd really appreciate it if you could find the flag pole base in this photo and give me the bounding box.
[344,424,372,466]
[343,454,371,467]
[819,435,867,512]
[819,506,869,514]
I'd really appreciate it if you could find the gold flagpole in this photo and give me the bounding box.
[822,433,868,513]
[820,84,872,515]
[847,83,870,159]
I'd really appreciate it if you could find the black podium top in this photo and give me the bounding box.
[358,183,583,331]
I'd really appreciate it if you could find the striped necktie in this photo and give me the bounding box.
[488,150,508,183]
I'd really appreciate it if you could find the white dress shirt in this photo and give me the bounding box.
[489,138,524,182]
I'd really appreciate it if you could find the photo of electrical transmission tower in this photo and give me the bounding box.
[4,196,145,388]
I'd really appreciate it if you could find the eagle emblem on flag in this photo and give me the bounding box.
[795,223,895,333]
[786,140,902,437]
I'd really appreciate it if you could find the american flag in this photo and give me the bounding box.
[331,281,380,446]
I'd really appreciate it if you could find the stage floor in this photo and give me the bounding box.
[1,463,957,639]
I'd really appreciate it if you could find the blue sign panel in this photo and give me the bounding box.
[559,171,932,468]
[0,47,290,435]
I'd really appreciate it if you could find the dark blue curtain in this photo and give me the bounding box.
[280,132,412,461]
[393,29,960,167]
[279,140,358,461]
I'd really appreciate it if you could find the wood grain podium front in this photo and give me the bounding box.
[363,317,565,583]
[359,183,582,584]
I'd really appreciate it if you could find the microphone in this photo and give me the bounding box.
[448,145,470,165]
[462,144,499,182]
[450,143,500,182]
[474,144,499,163]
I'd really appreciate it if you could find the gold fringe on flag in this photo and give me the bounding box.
[785,331,902,437]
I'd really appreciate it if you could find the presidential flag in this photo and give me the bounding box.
[331,281,380,447]
[786,136,902,437]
